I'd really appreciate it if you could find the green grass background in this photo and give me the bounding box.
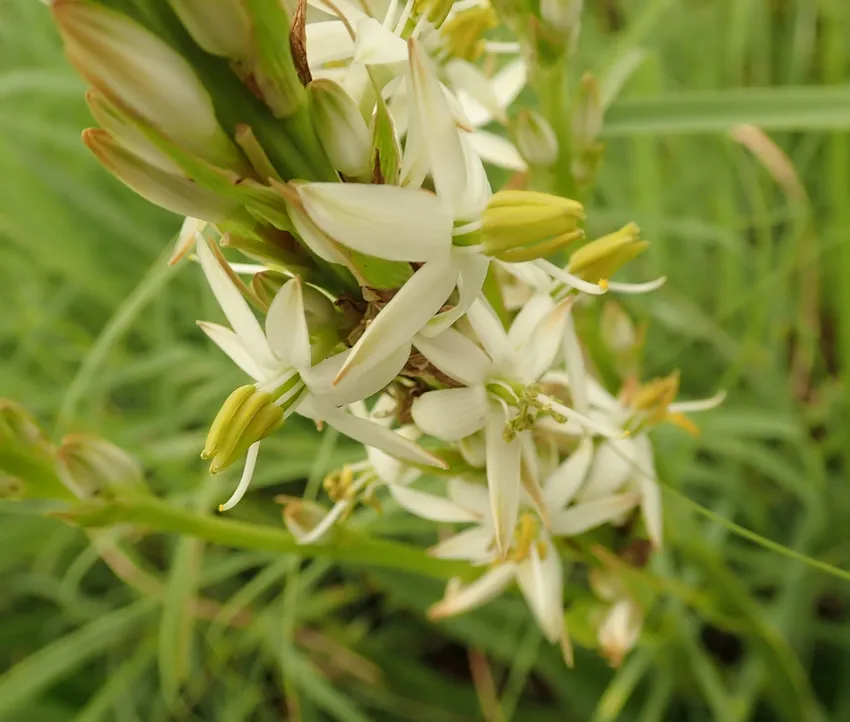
[3,0,850,720]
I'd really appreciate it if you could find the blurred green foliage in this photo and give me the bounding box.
[3,1,850,720]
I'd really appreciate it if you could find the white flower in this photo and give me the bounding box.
[195,240,446,510]
[412,296,623,552]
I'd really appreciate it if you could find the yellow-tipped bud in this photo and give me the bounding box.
[168,0,252,59]
[481,190,585,262]
[439,6,498,61]
[308,79,371,178]
[53,0,243,170]
[514,110,558,167]
[414,0,454,28]
[202,385,286,474]
[567,222,647,283]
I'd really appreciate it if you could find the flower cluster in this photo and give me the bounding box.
[52,0,722,667]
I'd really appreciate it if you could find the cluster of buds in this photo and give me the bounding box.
[51,0,722,668]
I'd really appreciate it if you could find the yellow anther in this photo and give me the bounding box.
[510,513,538,562]
[568,222,648,283]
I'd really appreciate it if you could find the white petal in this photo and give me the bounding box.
[466,298,513,366]
[598,600,643,666]
[668,390,727,414]
[411,386,489,441]
[389,484,480,523]
[543,437,593,510]
[307,0,367,24]
[429,526,494,561]
[296,499,351,545]
[550,492,640,536]
[633,436,662,548]
[447,477,491,517]
[606,277,667,294]
[562,310,589,415]
[408,40,469,218]
[297,182,453,262]
[516,539,564,643]
[197,321,267,381]
[368,436,421,485]
[446,59,507,123]
[353,17,408,65]
[421,252,490,337]
[334,260,458,384]
[459,58,527,127]
[507,294,554,348]
[306,21,355,67]
[468,130,527,171]
[287,202,352,266]
[457,432,487,468]
[196,238,276,367]
[429,564,516,620]
[304,342,411,407]
[486,410,521,556]
[413,327,491,386]
[520,297,575,380]
[218,442,260,512]
[577,438,636,501]
[265,278,311,370]
[299,397,447,468]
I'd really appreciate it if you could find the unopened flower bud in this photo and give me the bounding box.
[281,498,332,543]
[308,79,371,177]
[597,600,642,668]
[440,6,498,61]
[572,72,602,151]
[514,110,558,167]
[481,190,585,262]
[55,434,144,500]
[540,0,583,34]
[0,399,47,449]
[84,129,237,222]
[567,223,647,284]
[168,0,252,59]
[53,0,243,170]
[413,0,454,28]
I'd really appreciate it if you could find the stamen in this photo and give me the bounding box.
[219,441,260,511]
[537,393,625,438]
[452,219,483,235]
[484,40,520,54]
[383,0,400,28]
[534,259,608,296]
[394,0,416,34]
[605,277,667,294]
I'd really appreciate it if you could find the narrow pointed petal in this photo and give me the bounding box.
[520,296,575,380]
[196,239,276,367]
[389,484,481,523]
[577,438,635,501]
[468,130,527,171]
[413,327,491,386]
[507,294,554,348]
[265,278,311,370]
[334,260,458,384]
[466,298,513,366]
[562,309,589,414]
[429,526,494,561]
[297,182,452,262]
[422,252,490,337]
[353,17,408,64]
[304,343,411,407]
[429,564,516,620]
[550,492,641,536]
[218,442,261,512]
[486,411,521,556]
[197,321,266,382]
[668,390,727,414]
[408,39,469,218]
[516,540,564,643]
[460,58,527,127]
[543,436,593,510]
[300,397,447,468]
[633,436,663,548]
[519,431,549,524]
[446,59,507,123]
[447,477,492,517]
[457,432,487,468]
[411,386,489,441]
[306,20,355,67]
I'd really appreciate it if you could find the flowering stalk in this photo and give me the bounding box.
[48,0,723,671]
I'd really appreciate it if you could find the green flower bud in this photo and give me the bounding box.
[55,434,144,500]
[540,0,583,34]
[84,129,238,222]
[514,110,558,167]
[53,0,243,170]
[567,223,648,284]
[440,6,498,61]
[481,190,585,262]
[168,0,252,59]
[572,73,602,152]
[308,79,371,178]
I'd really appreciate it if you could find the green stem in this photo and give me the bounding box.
[532,60,577,199]
[55,494,477,582]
